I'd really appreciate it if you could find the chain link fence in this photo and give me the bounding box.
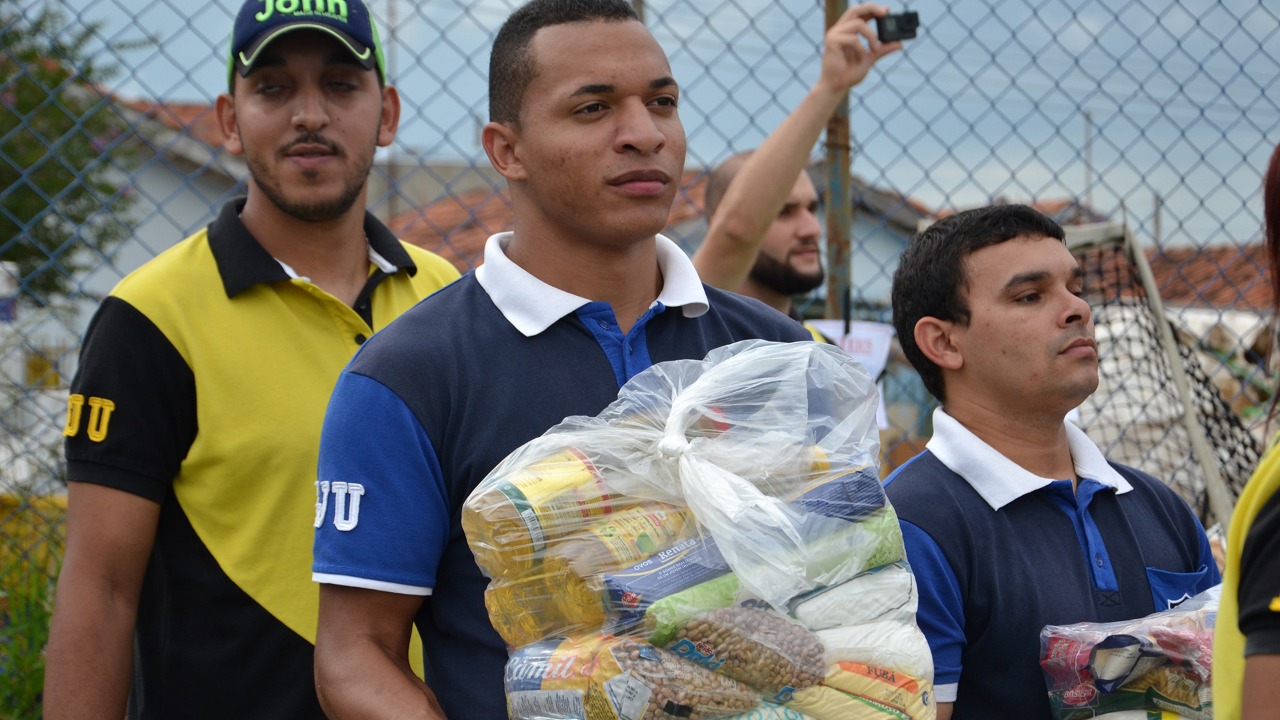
[2,0,1278,706]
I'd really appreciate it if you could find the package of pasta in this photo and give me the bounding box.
[463,340,929,716]
[789,661,935,720]
[1039,585,1219,720]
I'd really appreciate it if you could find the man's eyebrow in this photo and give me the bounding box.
[569,77,678,98]
[571,83,615,97]
[1001,270,1050,292]
[1001,265,1085,292]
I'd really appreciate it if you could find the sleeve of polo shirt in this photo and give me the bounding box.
[1238,484,1280,656]
[64,297,197,502]
[312,371,451,595]
[900,519,966,703]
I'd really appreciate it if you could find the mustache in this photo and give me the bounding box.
[281,133,339,155]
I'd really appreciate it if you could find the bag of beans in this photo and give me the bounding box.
[506,635,761,720]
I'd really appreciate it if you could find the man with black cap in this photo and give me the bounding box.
[42,1,458,717]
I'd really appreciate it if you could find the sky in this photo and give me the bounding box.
[19,0,1280,249]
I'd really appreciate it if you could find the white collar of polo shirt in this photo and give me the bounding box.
[925,406,1132,510]
[475,232,709,337]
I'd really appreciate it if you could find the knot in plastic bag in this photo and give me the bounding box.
[657,433,690,461]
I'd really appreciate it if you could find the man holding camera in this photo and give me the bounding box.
[693,4,902,338]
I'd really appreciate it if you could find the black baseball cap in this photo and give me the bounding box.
[227,0,387,88]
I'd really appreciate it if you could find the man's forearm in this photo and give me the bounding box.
[316,584,443,719]
[316,634,447,719]
[43,578,138,719]
[1243,654,1280,719]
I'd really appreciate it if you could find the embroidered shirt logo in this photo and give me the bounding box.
[64,394,116,443]
[316,479,365,531]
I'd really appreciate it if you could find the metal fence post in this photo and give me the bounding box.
[823,0,851,322]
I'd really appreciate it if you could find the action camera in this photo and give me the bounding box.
[876,11,919,42]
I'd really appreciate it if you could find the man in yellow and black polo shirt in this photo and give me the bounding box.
[42,1,458,718]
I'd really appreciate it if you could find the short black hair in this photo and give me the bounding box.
[489,0,640,124]
[890,204,1066,402]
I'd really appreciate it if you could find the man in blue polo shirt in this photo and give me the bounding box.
[883,204,1219,719]
[309,1,809,718]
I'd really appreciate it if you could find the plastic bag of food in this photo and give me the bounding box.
[1039,585,1219,720]
[466,340,934,718]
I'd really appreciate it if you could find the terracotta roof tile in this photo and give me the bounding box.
[1076,242,1270,312]
[387,186,512,272]
[1147,243,1271,312]
[120,99,227,147]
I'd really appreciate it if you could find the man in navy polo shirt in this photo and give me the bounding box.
[309,1,809,718]
[884,204,1219,719]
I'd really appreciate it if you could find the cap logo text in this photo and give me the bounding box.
[256,0,350,23]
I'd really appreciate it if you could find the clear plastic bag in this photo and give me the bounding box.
[1040,584,1219,720]
[463,340,935,719]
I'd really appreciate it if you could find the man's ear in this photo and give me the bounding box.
[481,121,526,182]
[377,85,401,148]
[914,316,964,371]
[215,92,243,156]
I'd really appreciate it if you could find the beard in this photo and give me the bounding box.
[748,250,825,295]
[244,132,375,223]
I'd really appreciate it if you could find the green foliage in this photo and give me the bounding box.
[0,497,64,720]
[0,0,141,303]
[0,572,54,720]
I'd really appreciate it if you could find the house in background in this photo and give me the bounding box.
[1070,226,1273,421]
[79,100,247,302]
[1,98,246,492]
[1147,242,1273,421]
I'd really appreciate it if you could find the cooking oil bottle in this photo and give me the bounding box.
[485,567,606,648]
[464,448,618,579]
[482,502,695,648]
[550,502,693,578]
